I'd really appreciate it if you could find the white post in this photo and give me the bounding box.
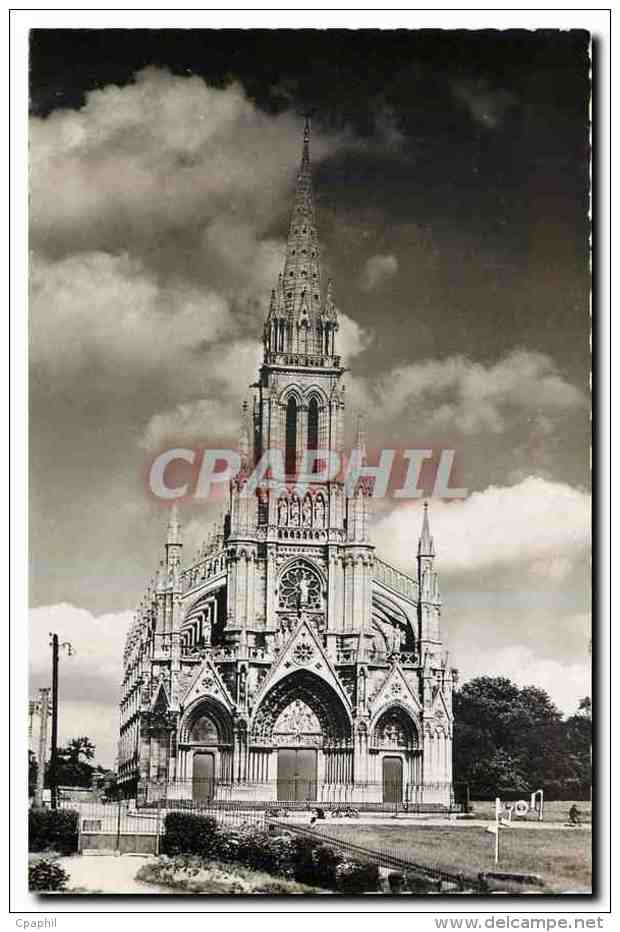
[494,796,501,864]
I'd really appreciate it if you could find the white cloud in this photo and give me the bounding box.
[371,349,586,435]
[30,251,233,387]
[456,643,589,716]
[337,312,373,363]
[372,476,590,578]
[30,69,340,254]
[360,253,398,291]
[140,398,240,451]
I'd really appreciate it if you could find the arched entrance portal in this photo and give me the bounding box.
[251,671,352,802]
[179,697,234,802]
[371,705,420,803]
[274,699,320,801]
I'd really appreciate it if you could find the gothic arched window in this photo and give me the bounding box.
[307,397,319,472]
[285,396,298,476]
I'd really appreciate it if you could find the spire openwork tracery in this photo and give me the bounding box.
[263,118,339,363]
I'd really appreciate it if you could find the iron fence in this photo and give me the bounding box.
[59,793,483,891]
[135,778,457,814]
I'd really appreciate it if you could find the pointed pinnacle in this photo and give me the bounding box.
[167,503,181,546]
[239,399,251,458]
[418,500,435,557]
[356,413,367,461]
[302,114,311,164]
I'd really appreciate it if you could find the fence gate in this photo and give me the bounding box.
[73,801,162,855]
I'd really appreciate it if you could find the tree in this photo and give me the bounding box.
[452,676,589,799]
[46,736,97,788]
[65,737,96,763]
[577,696,591,718]
[93,767,119,801]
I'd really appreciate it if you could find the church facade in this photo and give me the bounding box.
[118,123,457,807]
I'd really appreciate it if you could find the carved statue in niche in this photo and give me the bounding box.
[290,497,300,526]
[298,575,310,604]
[302,496,312,527]
[314,495,326,527]
[278,497,288,526]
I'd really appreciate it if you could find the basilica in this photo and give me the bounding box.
[118,122,457,807]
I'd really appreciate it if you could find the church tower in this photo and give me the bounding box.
[118,120,456,808]
[227,118,374,661]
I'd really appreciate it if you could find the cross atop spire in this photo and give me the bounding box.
[418,501,435,557]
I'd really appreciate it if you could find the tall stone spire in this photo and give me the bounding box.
[418,501,435,558]
[281,116,322,319]
[262,117,340,362]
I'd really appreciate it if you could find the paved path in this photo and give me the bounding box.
[57,855,171,894]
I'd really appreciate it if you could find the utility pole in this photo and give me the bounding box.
[50,634,59,809]
[48,633,74,810]
[35,688,50,808]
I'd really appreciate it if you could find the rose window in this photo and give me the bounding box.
[278,563,322,611]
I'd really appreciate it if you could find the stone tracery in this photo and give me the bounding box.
[278,561,323,611]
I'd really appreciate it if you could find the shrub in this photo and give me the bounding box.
[234,826,295,876]
[293,838,343,889]
[29,858,69,892]
[335,859,380,894]
[28,808,79,855]
[159,813,379,893]
[387,871,405,894]
[161,812,221,857]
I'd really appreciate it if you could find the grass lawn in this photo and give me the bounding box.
[319,824,591,893]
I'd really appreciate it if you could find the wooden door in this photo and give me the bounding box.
[277,749,318,801]
[193,752,215,802]
[382,756,403,804]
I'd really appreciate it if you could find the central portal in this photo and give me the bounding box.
[277,748,318,801]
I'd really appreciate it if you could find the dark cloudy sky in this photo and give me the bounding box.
[28,29,591,765]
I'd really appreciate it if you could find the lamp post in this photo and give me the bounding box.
[48,633,74,809]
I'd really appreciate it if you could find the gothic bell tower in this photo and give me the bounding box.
[226,118,374,660]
